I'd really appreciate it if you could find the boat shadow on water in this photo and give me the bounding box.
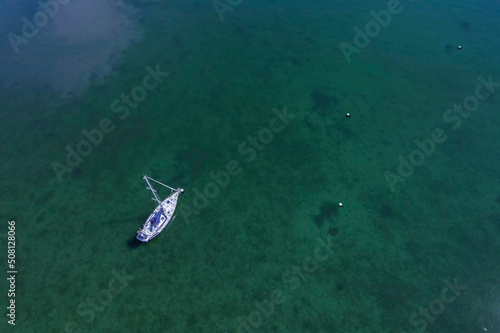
[126,215,148,249]
[127,237,144,249]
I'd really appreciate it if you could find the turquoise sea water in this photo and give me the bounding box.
[1,0,499,332]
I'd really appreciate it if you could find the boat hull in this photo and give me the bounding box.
[136,190,181,242]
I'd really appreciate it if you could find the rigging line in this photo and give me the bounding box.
[145,176,177,191]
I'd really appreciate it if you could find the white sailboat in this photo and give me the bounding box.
[136,175,184,242]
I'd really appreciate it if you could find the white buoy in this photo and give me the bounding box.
[338,203,343,207]
[346,113,351,118]
[457,45,462,50]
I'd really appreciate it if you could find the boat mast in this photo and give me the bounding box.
[143,175,162,205]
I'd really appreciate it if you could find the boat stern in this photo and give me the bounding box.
[136,229,150,242]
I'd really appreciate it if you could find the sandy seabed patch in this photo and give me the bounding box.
[0,0,143,97]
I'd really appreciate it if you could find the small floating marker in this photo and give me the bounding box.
[457,45,462,50]
[338,202,343,207]
[346,113,351,118]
